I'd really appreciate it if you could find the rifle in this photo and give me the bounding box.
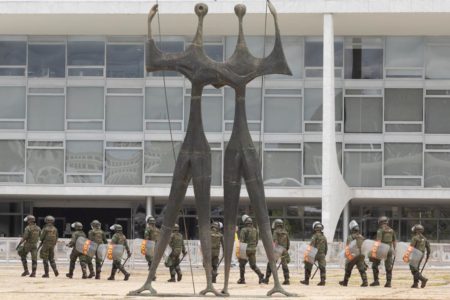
[310,263,320,279]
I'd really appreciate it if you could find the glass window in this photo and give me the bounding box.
[425,98,450,133]
[225,36,264,60]
[344,38,383,79]
[66,141,103,173]
[385,37,424,68]
[0,140,25,172]
[150,40,184,77]
[425,152,450,187]
[67,87,104,119]
[384,143,422,176]
[205,44,223,62]
[265,96,302,133]
[304,143,322,175]
[0,86,26,119]
[263,151,302,186]
[304,88,343,122]
[144,141,181,173]
[384,89,423,121]
[0,41,26,65]
[184,95,222,132]
[106,44,144,78]
[145,87,183,120]
[67,41,105,66]
[426,44,450,79]
[212,150,222,186]
[105,149,142,185]
[27,96,65,131]
[224,87,261,121]
[26,149,64,184]
[344,152,382,187]
[304,40,343,67]
[28,44,65,78]
[266,36,302,79]
[344,97,382,133]
[106,96,143,131]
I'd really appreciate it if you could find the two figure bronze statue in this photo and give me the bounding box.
[129,1,293,297]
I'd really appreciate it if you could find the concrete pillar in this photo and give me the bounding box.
[343,202,350,242]
[146,196,153,217]
[321,13,353,242]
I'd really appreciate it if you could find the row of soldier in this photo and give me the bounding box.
[17,214,430,289]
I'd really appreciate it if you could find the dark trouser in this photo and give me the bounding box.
[211,255,219,282]
[265,258,289,282]
[343,255,367,284]
[40,244,58,275]
[239,250,263,281]
[19,244,38,274]
[168,253,181,279]
[305,254,326,283]
[69,250,87,277]
[410,257,427,286]
[371,248,394,283]
[112,259,129,277]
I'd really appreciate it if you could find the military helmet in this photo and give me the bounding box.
[378,216,389,224]
[211,222,220,230]
[412,224,424,233]
[91,219,101,229]
[312,221,323,231]
[272,219,283,229]
[110,224,122,231]
[244,217,253,224]
[349,220,359,231]
[23,215,35,223]
[146,215,156,224]
[44,215,55,224]
[218,222,223,229]
[71,222,83,230]
[173,224,180,231]
[241,214,250,223]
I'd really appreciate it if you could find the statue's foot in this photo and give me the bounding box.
[267,284,296,297]
[220,288,230,297]
[127,283,157,296]
[199,285,222,296]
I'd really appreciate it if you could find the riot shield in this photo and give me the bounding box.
[98,244,125,261]
[75,237,98,258]
[362,239,390,260]
[397,242,424,269]
[273,243,286,261]
[344,240,361,262]
[299,244,318,264]
[236,242,248,260]
[97,244,108,261]
[138,239,155,257]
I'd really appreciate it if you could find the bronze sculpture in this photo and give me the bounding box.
[129,1,293,297]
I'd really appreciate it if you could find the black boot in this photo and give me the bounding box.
[317,269,326,286]
[385,270,392,288]
[108,267,117,280]
[360,270,368,287]
[81,264,88,279]
[21,259,29,277]
[50,261,59,277]
[29,260,37,277]
[419,274,428,288]
[339,270,351,287]
[370,268,380,286]
[282,265,290,285]
[300,269,310,285]
[237,266,245,284]
[119,265,130,281]
[262,264,271,284]
[42,260,50,278]
[88,263,95,278]
[66,260,75,278]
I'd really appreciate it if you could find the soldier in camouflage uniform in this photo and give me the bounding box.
[262,219,290,285]
[144,215,160,274]
[237,216,264,284]
[166,224,186,282]
[301,221,327,286]
[39,215,59,278]
[339,220,368,287]
[66,222,91,279]
[108,224,131,281]
[88,220,107,279]
[409,224,430,288]
[210,222,224,283]
[370,216,397,287]
[18,215,41,277]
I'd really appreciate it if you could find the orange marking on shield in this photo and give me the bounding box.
[403,245,413,263]
[82,240,91,255]
[345,245,354,261]
[141,240,147,255]
[371,241,380,259]
[107,245,114,260]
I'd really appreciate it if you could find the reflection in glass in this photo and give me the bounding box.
[344,48,383,79]
[384,143,422,176]
[426,44,450,79]
[384,89,423,121]
[425,98,450,133]
[67,87,104,119]
[68,41,105,66]
[26,149,64,184]
[344,97,382,133]
[144,141,181,173]
[385,37,424,67]
[106,44,144,78]
[265,97,302,133]
[0,41,26,65]
[264,151,302,186]
[344,152,382,187]
[106,96,143,131]
[66,141,103,173]
[105,150,143,185]
[145,87,183,120]
[28,44,65,78]
[27,96,65,131]
[425,152,450,187]
[304,40,343,67]
[304,143,322,175]
[0,140,25,172]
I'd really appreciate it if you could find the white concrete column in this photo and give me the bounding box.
[322,13,353,241]
[343,202,350,242]
[146,196,153,216]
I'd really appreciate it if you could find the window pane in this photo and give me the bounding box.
[28,44,65,78]
[304,88,342,122]
[26,149,64,184]
[265,97,302,133]
[0,86,26,118]
[0,140,25,172]
[344,48,383,79]
[106,96,143,131]
[266,36,302,79]
[385,37,424,67]
[212,150,222,186]
[384,89,423,121]
[304,40,343,67]
[67,175,102,184]
[67,87,104,119]
[425,152,450,187]
[384,143,422,176]
[264,151,302,186]
[304,143,322,175]
[205,44,223,62]
[145,87,183,120]
[144,141,181,173]
[184,96,222,132]
[68,41,105,66]
[426,44,450,79]
[344,97,382,133]
[66,141,103,173]
[106,44,144,78]
[425,98,450,133]
[105,149,142,185]
[344,152,382,187]
[224,87,261,121]
[27,96,65,131]
[0,41,26,65]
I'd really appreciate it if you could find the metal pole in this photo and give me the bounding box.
[146,196,153,217]
[343,202,350,243]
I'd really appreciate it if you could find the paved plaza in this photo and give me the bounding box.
[0,264,449,300]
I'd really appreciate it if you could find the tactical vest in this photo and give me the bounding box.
[211,231,222,252]
[43,225,58,245]
[26,224,41,244]
[170,232,183,251]
[242,227,258,249]
[145,226,160,241]
[412,234,427,252]
[379,226,395,245]
[349,232,364,249]
[274,228,289,249]
[113,233,127,245]
[312,233,327,254]
[90,229,104,244]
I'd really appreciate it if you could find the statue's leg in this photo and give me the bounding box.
[191,152,221,296]
[242,148,295,297]
[128,152,192,296]
[221,148,242,296]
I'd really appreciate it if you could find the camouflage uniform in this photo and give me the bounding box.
[409,225,430,288]
[18,216,41,277]
[340,226,368,287]
[301,222,327,286]
[88,222,107,279]
[66,223,91,279]
[210,223,224,283]
[370,217,397,287]
[39,217,59,278]
[108,226,131,281]
[144,221,160,270]
[166,225,186,282]
[237,218,264,284]
[263,220,290,285]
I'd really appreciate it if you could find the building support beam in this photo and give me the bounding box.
[146,196,153,217]
[321,13,353,241]
[343,202,350,242]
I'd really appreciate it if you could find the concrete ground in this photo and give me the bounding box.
[0,264,449,300]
